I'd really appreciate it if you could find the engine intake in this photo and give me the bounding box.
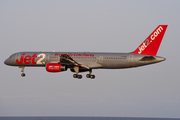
[46,63,67,72]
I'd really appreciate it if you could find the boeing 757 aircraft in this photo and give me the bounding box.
[4,25,168,79]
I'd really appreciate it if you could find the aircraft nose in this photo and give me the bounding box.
[4,59,11,65]
[4,59,8,65]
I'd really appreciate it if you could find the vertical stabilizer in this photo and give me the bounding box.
[131,25,168,56]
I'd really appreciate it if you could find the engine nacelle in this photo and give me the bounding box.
[46,63,67,72]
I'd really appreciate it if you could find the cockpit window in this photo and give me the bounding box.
[8,56,12,59]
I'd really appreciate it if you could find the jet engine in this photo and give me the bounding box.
[46,63,67,72]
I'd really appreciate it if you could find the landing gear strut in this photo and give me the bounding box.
[19,66,25,77]
[86,69,95,79]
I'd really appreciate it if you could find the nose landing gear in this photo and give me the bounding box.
[19,66,25,77]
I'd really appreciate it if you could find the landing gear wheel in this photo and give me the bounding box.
[90,75,95,79]
[73,74,77,78]
[21,73,25,77]
[77,75,82,79]
[86,74,90,78]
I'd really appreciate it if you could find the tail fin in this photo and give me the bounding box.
[131,25,168,56]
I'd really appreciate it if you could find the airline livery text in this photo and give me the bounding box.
[138,26,163,54]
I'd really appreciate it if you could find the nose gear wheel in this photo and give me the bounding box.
[21,73,25,77]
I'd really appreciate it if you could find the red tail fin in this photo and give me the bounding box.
[131,25,168,56]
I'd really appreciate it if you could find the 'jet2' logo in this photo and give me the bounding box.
[16,53,37,64]
[138,26,163,54]
[16,53,46,64]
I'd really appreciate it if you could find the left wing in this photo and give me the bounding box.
[60,54,90,69]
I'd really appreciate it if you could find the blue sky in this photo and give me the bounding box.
[0,0,180,118]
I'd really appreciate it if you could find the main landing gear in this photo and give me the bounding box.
[72,67,95,79]
[72,66,82,79]
[73,74,82,79]
[19,66,25,77]
[73,73,95,79]
[86,69,95,79]
[86,74,95,79]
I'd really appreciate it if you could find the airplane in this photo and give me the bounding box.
[4,25,168,79]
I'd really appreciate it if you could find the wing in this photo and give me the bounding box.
[60,54,90,69]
